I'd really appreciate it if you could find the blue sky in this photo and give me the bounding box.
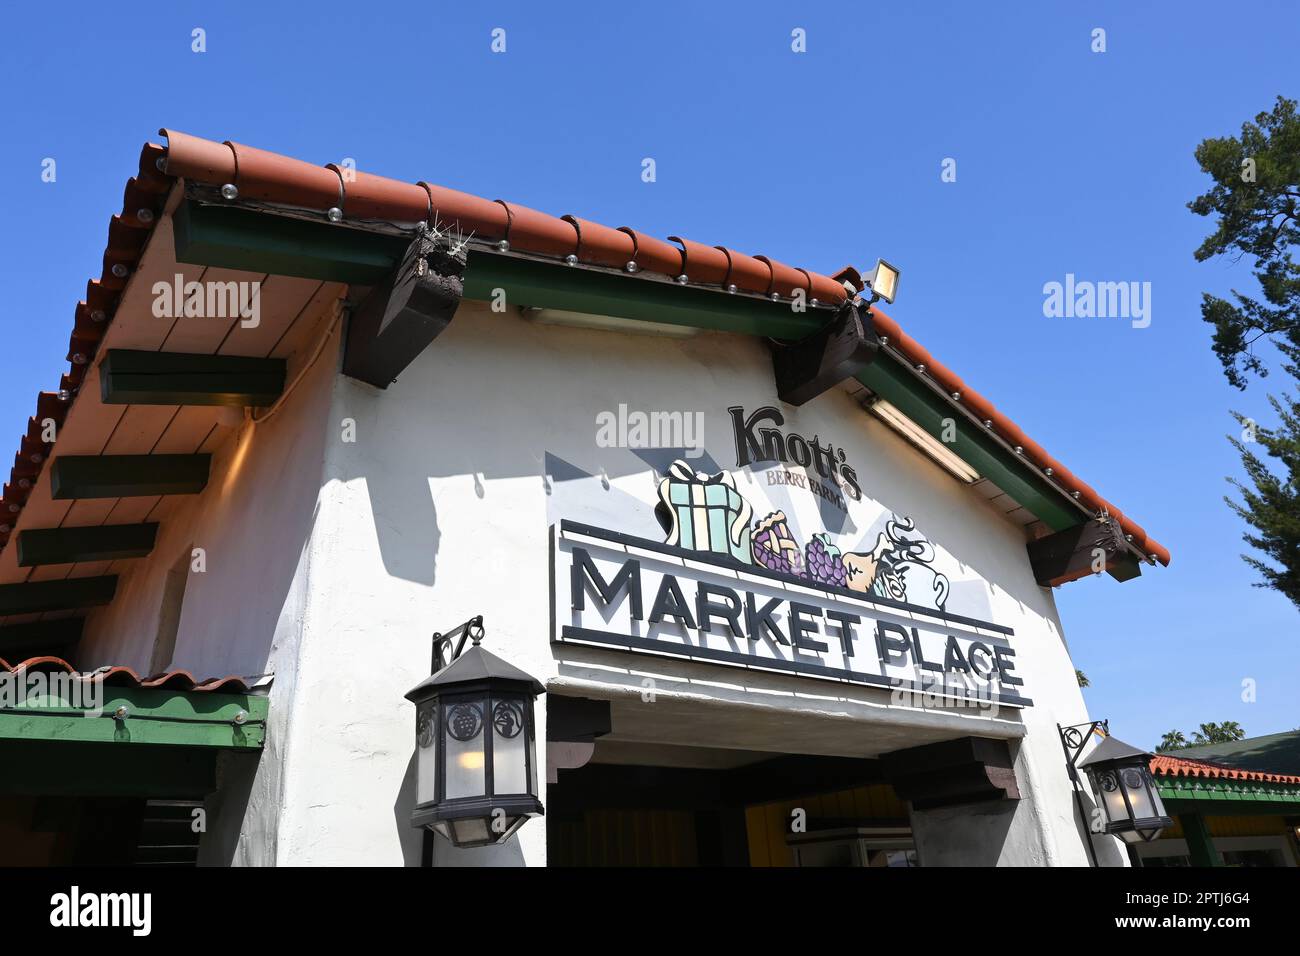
[2,2,1296,749]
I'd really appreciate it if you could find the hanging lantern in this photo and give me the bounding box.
[405,630,544,848]
[1076,735,1173,844]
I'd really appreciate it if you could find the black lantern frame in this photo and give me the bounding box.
[1060,721,1173,860]
[407,617,544,848]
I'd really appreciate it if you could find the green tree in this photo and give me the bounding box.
[1157,730,1189,752]
[1191,96,1300,608]
[1075,669,1090,688]
[1191,721,1246,746]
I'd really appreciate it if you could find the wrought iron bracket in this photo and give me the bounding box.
[1058,718,1109,867]
[431,615,485,672]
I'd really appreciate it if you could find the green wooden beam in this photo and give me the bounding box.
[50,455,210,499]
[17,523,158,567]
[461,251,828,339]
[174,198,407,283]
[99,349,285,407]
[1178,811,1223,866]
[0,618,83,657]
[0,576,117,615]
[0,685,267,750]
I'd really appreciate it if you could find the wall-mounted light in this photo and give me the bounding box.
[1076,735,1173,845]
[865,259,900,305]
[868,398,980,483]
[406,617,544,848]
[1059,721,1174,865]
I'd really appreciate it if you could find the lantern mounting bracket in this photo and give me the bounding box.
[431,615,486,672]
[1058,719,1109,868]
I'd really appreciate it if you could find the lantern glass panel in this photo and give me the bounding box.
[452,818,491,845]
[415,700,439,805]
[1096,770,1129,826]
[443,699,487,800]
[1122,767,1157,820]
[490,696,528,796]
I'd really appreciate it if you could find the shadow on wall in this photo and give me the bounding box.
[197,751,261,866]
[395,752,427,867]
[331,305,1056,619]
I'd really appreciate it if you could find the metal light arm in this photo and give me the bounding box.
[1058,718,1109,868]
[431,615,485,672]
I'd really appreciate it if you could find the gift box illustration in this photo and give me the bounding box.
[657,460,754,564]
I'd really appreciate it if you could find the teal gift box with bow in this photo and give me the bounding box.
[657,460,753,565]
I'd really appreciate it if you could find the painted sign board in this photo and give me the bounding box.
[547,405,1032,707]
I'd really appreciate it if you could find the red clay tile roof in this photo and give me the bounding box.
[0,654,256,694]
[1150,753,1300,786]
[0,129,1171,568]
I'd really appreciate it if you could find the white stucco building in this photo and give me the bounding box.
[0,129,1170,867]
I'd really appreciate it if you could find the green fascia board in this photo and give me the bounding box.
[1157,775,1300,808]
[173,199,831,338]
[0,576,117,614]
[100,349,286,407]
[857,355,1081,530]
[17,523,158,567]
[50,454,211,499]
[173,199,1094,532]
[1164,798,1300,818]
[174,199,408,284]
[461,251,830,339]
[0,686,267,750]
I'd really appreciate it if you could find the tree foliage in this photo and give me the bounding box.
[1191,97,1300,608]
[1191,97,1300,388]
[1156,722,1246,752]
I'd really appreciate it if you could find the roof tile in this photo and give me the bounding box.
[565,216,635,269]
[1151,753,1300,786]
[335,167,429,223]
[498,201,579,256]
[0,655,256,694]
[671,236,730,285]
[227,140,343,209]
[418,181,510,239]
[618,227,683,276]
[718,247,772,294]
